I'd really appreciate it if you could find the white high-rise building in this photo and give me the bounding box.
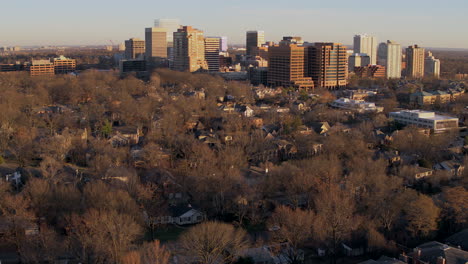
[353,34,378,65]
[154,19,180,43]
[378,40,402,79]
[425,52,441,79]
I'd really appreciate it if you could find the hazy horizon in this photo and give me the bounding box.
[1,0,467,49]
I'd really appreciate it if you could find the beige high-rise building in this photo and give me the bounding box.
[307,42,348,89]
[246,31,265,57]
[378,40,402,79]
[125,38,145,59]
[173,26,208,72]
[145,27,167,59]
[406,45,425,78]
[205,37,221,72]
[267,41,314,90]
[353,34,378,65]
[425,52,440,79]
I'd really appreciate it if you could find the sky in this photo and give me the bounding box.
[1,0,468,49]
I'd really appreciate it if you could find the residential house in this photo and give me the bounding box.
[154,205,204,225]
[310,122,331,135]
[235,104,254,117]
[445,229,468,251]
[109,126,141,147]
[400,165,434,181]
[433,160,465,177]
[404,241,468,264]
[184,89,205,100]
[359,256,405,264]
[376,150,401,166]
[241,244,302,264]
[291,101,306,112]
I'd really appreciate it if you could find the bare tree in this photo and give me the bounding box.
[178,221,248,264]
[405,194,440,238]
[269,206,314,264]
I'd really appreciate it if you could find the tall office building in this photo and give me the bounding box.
[377,40,402,79]
[306,42,348,89]
[220,36,228,52]
[145,27,167,59]
[349,53,371,71]
[353,34,378,65]
[154,18,181,62]
[267,40,314,90]
[425,52,440,79]
[154,19,180,43]
[246,31,265,57]
[173,26,208,72]
[406,45,425,78]
[125,38,145,59]
[205,37,221,72]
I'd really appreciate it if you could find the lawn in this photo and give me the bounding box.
[147,225,187,242]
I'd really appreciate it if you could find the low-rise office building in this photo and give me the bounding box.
[330,98,383,113]
[389,110,458,132]
[29,60,55,76]
[53,56,76,74]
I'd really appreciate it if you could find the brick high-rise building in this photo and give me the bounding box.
[267,41,314,90]
[354,65,386,78]
[349,53,371,71]
[378,40,402,79]
[145,28,167,59]
[173,26,208,72]
[205,37,221,72]
[125,38,145,59]
[425,52,440,79]
[406,45,425,78]
[353,34,378,65]
[246,31,265,57]
[53,56,76,74]
[306,42,348,89]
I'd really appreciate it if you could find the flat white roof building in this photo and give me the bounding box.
[389,110,458,132]
[330,98,383,113]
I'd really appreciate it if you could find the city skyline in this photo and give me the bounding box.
[1,0,467,49]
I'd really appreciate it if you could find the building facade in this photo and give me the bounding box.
[378,40,402,79]
[53,56,76,74]
[406,45,425,78]
[267,42,314,90]
[353,34,378,65]
[389,110,459,132]
[29,60,55,76]
[145,27,167,59]
[307,42,348,89]
[125,38,145,59]
[205,37,221,72]
[119,59,147,73]
[154,18,180,43]
[354,65,386,78]
[349,53,371,71]
[425,52,440,79]
[220,36,228,52]
[173,26,208,72]
[246,31,265,57]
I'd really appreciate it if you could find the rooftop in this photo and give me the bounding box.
[391,110,458,121]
